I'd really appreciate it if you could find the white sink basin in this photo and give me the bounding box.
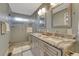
[63,38,76,42]
[45,38,63,46]
[57,41,75,49]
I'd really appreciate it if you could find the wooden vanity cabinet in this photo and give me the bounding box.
[31,35,62,56]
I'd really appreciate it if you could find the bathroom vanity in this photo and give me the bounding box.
[30,33,76,56]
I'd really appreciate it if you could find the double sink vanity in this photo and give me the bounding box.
[29,32,77,56]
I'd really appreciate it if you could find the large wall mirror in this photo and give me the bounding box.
[38,8,46,28]
[38,14,46,28]
[52,3,72,28]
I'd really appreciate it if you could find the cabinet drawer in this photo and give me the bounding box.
[44,48,56,56]
[44,42,61,56]
[45,46,58,55]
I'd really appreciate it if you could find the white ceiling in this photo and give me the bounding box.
[9,3,42,15]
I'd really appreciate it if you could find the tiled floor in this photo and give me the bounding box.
[12,50,33,56]
[23,50,33,56]
[9,42,33,56]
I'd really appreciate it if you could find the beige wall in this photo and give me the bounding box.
[72,4,79,41]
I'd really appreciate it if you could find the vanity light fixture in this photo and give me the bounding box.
[38,9,42,16]
[42,7,47,14]
[38,7,47,16]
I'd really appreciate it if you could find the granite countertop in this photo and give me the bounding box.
[68,41,79,53]
[31,33,76,50]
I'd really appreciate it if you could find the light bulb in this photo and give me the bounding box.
[38,9,42,16]
[42,8,46,14]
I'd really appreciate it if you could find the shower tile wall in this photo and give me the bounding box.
[10,23,28,43]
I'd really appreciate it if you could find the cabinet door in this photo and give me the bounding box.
[31,35,35,48]
[31,36,41,56]
[34,37,41,56]
[31,35,36,55]
[44,49,56,56]
[38,40,45,56]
